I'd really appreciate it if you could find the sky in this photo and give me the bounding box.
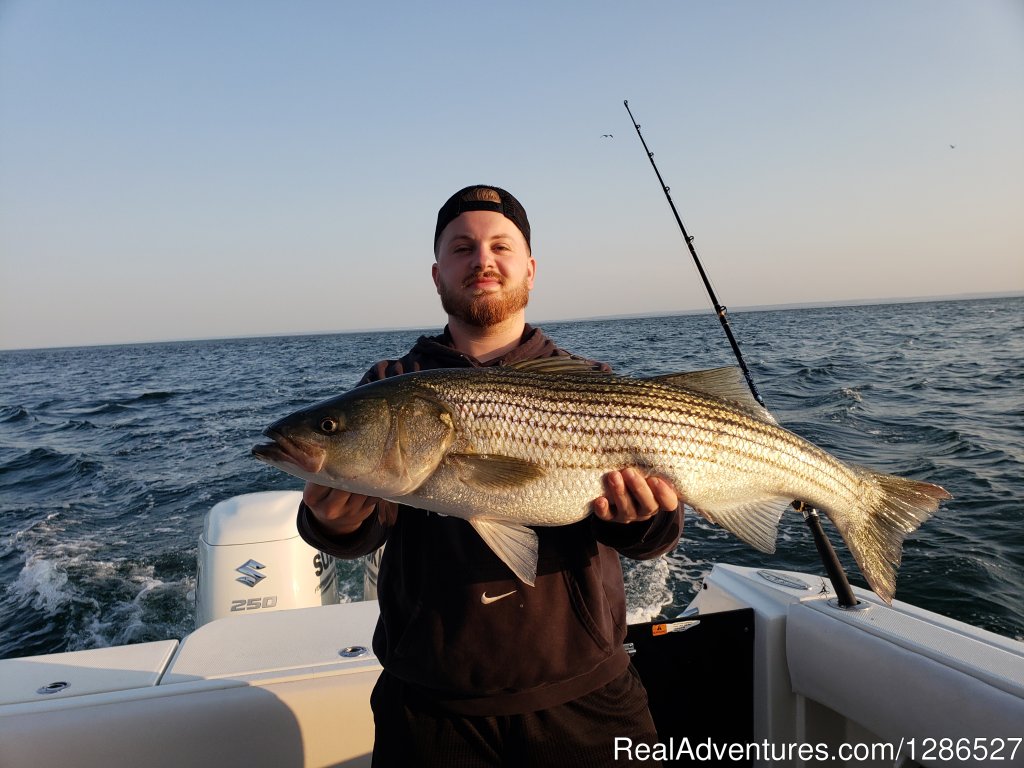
[1,1,1022,350]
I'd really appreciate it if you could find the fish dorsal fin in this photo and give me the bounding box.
[447,453,547,491]
[646,366,751,400]
[504,357,606,375]
[648,367,778,425]
[469,518,539,586]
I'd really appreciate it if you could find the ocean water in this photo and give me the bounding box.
[1,297,1021,660]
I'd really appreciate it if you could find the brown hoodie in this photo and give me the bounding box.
[297,325,684,715]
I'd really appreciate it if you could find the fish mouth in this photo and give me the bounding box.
[252,429,326,474]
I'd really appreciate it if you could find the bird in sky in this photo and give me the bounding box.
[601,134,614,138]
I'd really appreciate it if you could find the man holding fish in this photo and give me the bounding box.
[296,185,684,765]
[256,183,949,764]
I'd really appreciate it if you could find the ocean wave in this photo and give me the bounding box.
[793,363,838,379]
[0,405,32,424]
[0,447,99,488]
[623,557,673,623]
[47,418,99,433]
[62,391,180,417]
[75,574,192,649]
[127,391,179,403]
[65,402,135,416]
[1,536,198,658]
[10,555,72,613]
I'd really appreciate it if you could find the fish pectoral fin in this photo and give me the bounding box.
[447,453,546,491]
[693,496,791,554]
[469,518,539,587]
[647,367,778,426]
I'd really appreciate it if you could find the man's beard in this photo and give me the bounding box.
[438,271,531,328]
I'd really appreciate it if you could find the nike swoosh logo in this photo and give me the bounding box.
[480,589,518,605]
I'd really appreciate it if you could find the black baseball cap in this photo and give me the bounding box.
[434,185,531,251]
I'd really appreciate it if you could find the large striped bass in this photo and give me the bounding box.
[252,360,950,602]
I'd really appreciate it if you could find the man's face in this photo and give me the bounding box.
[432,210,536,328]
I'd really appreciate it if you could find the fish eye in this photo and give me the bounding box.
[319,417,339,434]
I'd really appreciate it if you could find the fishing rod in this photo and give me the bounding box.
[623,99,858,608]
[622,100,764,409]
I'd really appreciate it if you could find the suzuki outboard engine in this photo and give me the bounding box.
[196,490,339,627]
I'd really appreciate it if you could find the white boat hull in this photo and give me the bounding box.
[2,492,1021,767]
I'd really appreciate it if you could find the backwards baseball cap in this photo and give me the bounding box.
[434,185,531,252]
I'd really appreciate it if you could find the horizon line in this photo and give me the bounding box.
[2,290,1021,354]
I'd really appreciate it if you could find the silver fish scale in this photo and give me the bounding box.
[433,375,711,466]
[414,370,863,526]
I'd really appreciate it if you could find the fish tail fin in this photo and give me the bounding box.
[831,468,950,604]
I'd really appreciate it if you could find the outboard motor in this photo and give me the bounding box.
[196,490,339,627]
